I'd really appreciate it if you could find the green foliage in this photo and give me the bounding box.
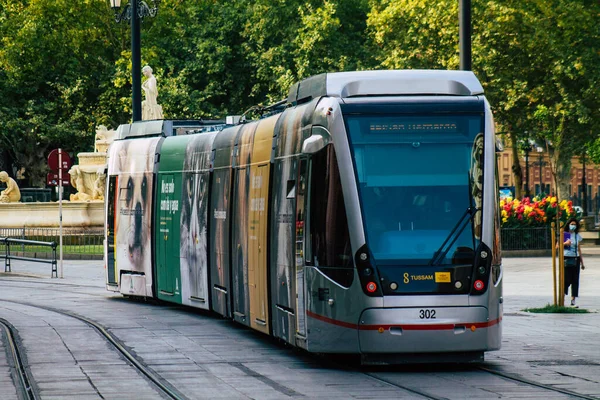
[367,0,459,69]
[0,0,126,185]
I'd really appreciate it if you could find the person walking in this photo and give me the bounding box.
[563,218,585,307]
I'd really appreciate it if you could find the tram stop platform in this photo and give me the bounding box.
[1,251,600,398]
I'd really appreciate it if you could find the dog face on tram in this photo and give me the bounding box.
[116,140,154,273]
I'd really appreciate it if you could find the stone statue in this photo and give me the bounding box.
[69,165,93,201]
[69,165,106,202]
[95,125,116,153]
[141,65,164,120]
[0,171,21,203]
[92,168,106,201]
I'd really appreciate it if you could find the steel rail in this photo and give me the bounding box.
[0,300,188,400]
[478,365,599,400]
[363,371,444,400]
[0,318,39,400]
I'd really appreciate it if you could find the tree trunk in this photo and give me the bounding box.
[555,151,571,202]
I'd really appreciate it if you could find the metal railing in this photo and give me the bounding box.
[1,237,58,277]
[0,227,103,259]
[501,227,551,250]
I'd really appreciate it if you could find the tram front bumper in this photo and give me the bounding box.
[358,306,499,354]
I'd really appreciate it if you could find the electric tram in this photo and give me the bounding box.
[105,70,503,363]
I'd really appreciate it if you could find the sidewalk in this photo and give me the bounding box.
[0,259,105,286]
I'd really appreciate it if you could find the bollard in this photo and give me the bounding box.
[551,223,557,306]
[5,238,11,273]
[558,226,565,307]
[51,242,58,278]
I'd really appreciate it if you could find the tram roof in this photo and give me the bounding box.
[287,70,484,105]
[116,119,225,140]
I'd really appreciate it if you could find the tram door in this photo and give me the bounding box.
[106,176,118,286]
[249,164,269,334]
[295,158,309,337]
[157,174,176,295]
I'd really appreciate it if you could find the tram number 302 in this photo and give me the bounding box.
[419,309,436,319]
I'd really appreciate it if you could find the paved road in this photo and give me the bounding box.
[0,253,599,399]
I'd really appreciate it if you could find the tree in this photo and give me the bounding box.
[0,0,126,185]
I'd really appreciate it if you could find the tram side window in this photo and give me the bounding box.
[107,176,117,230]
[310,146,354,288]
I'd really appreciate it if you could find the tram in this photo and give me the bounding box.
[105,70,503,363]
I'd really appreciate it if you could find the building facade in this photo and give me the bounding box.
[499,147,599,215]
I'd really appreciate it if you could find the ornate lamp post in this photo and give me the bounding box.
[521,136,533,198]
[534,147,547,195]
[109,0,158,122]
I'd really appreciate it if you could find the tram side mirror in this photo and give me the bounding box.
[495,136,504,153]
[302,126,331,154]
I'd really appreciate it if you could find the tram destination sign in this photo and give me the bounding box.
[369,122,459,133]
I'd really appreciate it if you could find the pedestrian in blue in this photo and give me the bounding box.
[563,218,585,307]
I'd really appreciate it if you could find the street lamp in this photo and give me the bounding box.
[521,135,533,198]
[534,147,547,195]
[524,146,531,198]
[110,0,159,122]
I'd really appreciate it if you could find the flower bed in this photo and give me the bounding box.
[500,195,575,228]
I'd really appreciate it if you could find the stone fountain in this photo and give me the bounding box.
[0,126,115,229]
[68,126,115,202]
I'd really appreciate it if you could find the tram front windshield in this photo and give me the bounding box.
[345,113,484,266]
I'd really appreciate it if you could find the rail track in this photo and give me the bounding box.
[477,365,599,400]
[0,299,187,400]
[1,279,598,399]
[0,318,38,400]
[360,365,599,400]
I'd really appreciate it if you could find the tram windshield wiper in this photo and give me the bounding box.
[429,207,476,266]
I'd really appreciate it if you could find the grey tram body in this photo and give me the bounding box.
[105,70,502,364]
[271,70,502,361]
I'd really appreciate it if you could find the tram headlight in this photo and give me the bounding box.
[471,243,492,296]
[454,281,463,289]
[390,282,398,290]
[355,244,382,297]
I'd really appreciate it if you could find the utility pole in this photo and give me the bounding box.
[459,0,472,71]
[131,0,141,122]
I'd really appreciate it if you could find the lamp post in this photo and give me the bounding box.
[524,147,531,198]
[521,137,532,198]
[459,0,472,70]
[534,149,547,195]
[110,0,158,122]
